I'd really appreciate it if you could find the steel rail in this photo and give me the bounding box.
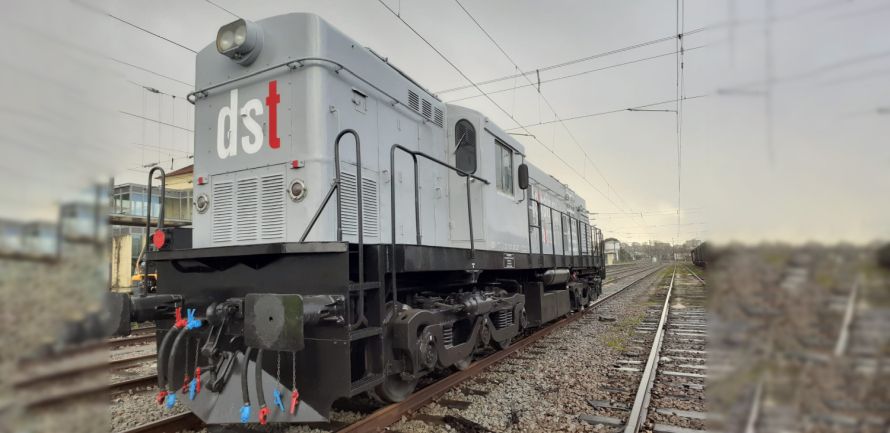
[623,265,677,433]
[833,275,859,357]
[686,265,706,285]
[118,412,204,433]
[605,264,660,283]
[109,334,156,349]
[15,353,156,390]
[337,264,666,433]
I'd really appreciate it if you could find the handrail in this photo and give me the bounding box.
[389,144,489,319]
[298,181,338,242]
[187,57,436,129]
[142,166,165,297]
[334,129,367,330]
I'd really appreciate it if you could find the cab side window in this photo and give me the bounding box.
[495,140,514,195]
[455,120,476,175]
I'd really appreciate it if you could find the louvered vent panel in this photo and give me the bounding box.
[340,171,359,236]
[260,174,285,240]
[434,108,444,127]
[211,181,234,243]
[408,91,419,111]
[360,177,379,238]
[235,177,259,241]
[422,99,432,119]
[339,170,379,239]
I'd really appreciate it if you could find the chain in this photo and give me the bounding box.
[194,338,200,369]
[291,352,297,390]
[184,338,190,372]
[276,351,282,383]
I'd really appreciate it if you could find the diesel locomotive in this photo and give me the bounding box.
[108,13,606,429]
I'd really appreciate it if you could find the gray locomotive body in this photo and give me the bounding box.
[120,13,605,428]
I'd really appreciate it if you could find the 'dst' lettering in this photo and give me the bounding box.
[216,81,281,159]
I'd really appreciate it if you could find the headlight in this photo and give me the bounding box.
[215,18,263,66]
[288,179,307,202]
[196,194,209,213]
[217,29,235,51]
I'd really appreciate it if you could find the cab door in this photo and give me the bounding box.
[449,118,484,242]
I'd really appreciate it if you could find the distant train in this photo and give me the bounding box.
[691,242,709,267]
[107,13,606,430]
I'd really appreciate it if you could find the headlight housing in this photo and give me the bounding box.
[196,194,210,213]
[288,179,307,202]
[216,19,263,66]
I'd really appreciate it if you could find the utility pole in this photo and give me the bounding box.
[765,0,775,165]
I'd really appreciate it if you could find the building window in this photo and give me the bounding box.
[495,140,513,194]
[454,119,476,175]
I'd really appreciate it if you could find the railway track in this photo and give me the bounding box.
[115,265,666,433]
[605,264,654,283]
[616,265,707,433]
[16,328,160,411]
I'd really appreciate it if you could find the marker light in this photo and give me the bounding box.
[288,179,307,202]
[216,18,263,66]
[196,194,209,213]
[152,230,167,249]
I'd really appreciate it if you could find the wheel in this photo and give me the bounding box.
[493,336,512,350]
[374,373,419,402]
[453,353,473,370]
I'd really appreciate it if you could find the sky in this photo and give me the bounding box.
[1,0,888,245]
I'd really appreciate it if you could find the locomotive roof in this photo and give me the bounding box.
[194,13,444,125]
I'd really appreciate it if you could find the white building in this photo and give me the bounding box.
[604,238,621,265]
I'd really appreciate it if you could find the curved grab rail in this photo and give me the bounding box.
[187,57,439,125]
[142,166,165,296]
[334,129,367,330]
[388,143,489,318]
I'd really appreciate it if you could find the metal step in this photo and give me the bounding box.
[349,326,382,341]
[348,373,385,397]
[348,282,380,292]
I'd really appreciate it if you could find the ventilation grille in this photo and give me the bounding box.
[408,90,419,111]
[422,99,432,119]
[211,181,235,243]
[211,173,286,244]
[235,178,259,241]
[406,90,443,128]
[339,169,379,239]
[260,174,286,239]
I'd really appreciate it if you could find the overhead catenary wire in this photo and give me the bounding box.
[107,14,198,54]
[447,46,706,104]
[205,0,240,18]
[448,0,652,234]
[436,26,709,94]
[120,111,195,133]
[504,95,706,130]
[375,0,630,215]
[110,57,193,87]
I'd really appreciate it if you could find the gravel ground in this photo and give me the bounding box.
[112,387,189,431]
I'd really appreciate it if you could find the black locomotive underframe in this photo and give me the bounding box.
[146,241,602,423]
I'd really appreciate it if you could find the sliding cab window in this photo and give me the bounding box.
[496,140,514,195]
[455,120,477,175]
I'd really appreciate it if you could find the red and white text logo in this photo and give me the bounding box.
[216,80,281,159]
